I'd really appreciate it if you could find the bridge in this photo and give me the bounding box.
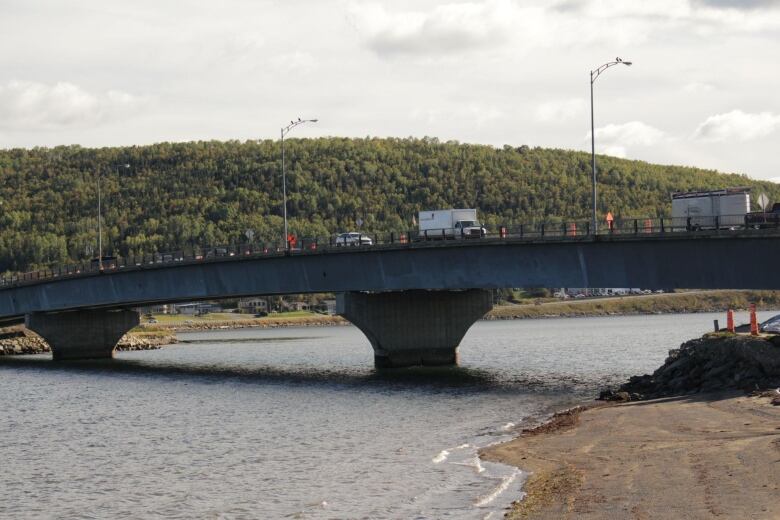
[2,224,779,367]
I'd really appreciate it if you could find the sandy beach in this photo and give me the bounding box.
[482,392,780,519]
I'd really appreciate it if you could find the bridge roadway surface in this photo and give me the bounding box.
[2,228,780,322]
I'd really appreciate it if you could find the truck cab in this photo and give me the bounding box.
[454,219,485,238]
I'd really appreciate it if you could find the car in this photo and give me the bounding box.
[335,232,373,247]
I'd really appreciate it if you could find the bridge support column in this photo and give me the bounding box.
[25,309,140,360]
[337,290,493,368]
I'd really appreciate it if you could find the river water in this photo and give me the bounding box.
[0,313,730,519]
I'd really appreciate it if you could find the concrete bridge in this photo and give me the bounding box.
[2,229,779,367]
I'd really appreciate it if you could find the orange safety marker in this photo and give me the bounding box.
[726,309,735,333]
[400,234,408,244]
[643,219,653,233]
[749,303,759,336]
[566,222,577,236]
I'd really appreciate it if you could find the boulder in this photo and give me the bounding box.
[601,334,780,400]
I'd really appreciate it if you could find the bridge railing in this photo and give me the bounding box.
[0,214,775,289]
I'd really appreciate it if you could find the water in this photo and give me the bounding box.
[0,313,726,519]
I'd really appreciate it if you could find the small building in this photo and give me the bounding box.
[282,300,309,312]
[314,299,337,315]
[172,302,221,315]
[238,298,269,314]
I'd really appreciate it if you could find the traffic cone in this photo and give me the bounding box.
[726,309,735,333]
[749,304,759,336]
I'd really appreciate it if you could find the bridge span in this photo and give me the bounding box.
[2,229,779,366]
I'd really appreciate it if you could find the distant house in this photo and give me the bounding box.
[172,302,221,315]
[282,300,309,312]
[315,299,337,315]
[238,298,269,314]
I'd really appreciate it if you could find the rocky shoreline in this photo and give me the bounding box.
[601,333,780,401]
[0,328,178,356]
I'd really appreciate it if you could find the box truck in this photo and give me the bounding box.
[670,188,750,230]
[417,209,486,239]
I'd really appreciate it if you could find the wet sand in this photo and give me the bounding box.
[482,392,780,519]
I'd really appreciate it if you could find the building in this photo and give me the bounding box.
[238,298,269,314]
[171,302,221,315]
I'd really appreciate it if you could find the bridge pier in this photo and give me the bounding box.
[25,309,140,360]
[337,290,493,368]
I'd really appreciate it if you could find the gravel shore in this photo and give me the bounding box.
[482,393,780,519]
[482,333,780,519]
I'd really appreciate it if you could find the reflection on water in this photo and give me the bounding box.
[0,313,725,519]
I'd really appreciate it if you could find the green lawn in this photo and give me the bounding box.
[144,310,320,325]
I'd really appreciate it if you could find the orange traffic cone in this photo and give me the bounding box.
[749,304,759,336]
[726,309,735,333]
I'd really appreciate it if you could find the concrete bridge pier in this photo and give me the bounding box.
[25,309,140,360]
[337,289,493,368]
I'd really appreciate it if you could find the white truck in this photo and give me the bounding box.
[417,209,486,239]
[671,188,750,230]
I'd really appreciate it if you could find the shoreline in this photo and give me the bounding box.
[481,333,780,519]
[482,392,780,519]
[0,327,178,356]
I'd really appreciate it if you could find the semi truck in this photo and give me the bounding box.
[417,209,486,239]
[670,187,751,230]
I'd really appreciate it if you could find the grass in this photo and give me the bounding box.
[489,290,780,320]
[141,310,333,327]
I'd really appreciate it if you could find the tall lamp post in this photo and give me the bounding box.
[590,57,632,233]
[281,117,318,248]
[96,163,130,270]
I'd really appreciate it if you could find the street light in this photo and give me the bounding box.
[96,163,130,270]
[590,57,632,233]
[280,118,318,248]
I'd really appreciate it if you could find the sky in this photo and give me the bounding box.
[1,0,779,182]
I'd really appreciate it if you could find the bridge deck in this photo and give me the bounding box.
[1,228,779,322]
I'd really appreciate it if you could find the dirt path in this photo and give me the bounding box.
[482,393,780,519]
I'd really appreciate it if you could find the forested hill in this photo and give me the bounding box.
[1,137,778,274]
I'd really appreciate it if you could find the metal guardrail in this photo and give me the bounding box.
[1,214,778,289]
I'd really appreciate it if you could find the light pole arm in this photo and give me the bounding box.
[590,60,627,84]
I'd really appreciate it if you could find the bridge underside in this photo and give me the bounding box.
[338,290,493,368]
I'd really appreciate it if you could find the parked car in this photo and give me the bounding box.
[745,202,780,229]
[335,232,373,246]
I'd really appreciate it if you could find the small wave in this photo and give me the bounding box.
[451,456,485,474]
[431,450,450,464]
[474,469,521,507]
[455,443,471,449]
[500,422,515,431]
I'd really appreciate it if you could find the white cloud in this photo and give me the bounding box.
[693,110,780,142]
[0,80,143,130]
[682,82,715,94]
[602,145,628,158]
[591,121,666,148]
[348,0,522,56]
[535,99,587,123]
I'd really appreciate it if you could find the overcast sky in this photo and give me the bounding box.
[1,0,779,181]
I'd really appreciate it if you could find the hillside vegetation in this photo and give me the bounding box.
[1,137,779,274]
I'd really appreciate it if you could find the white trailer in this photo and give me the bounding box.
[671,188,750,230]
[418,209,486,239]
